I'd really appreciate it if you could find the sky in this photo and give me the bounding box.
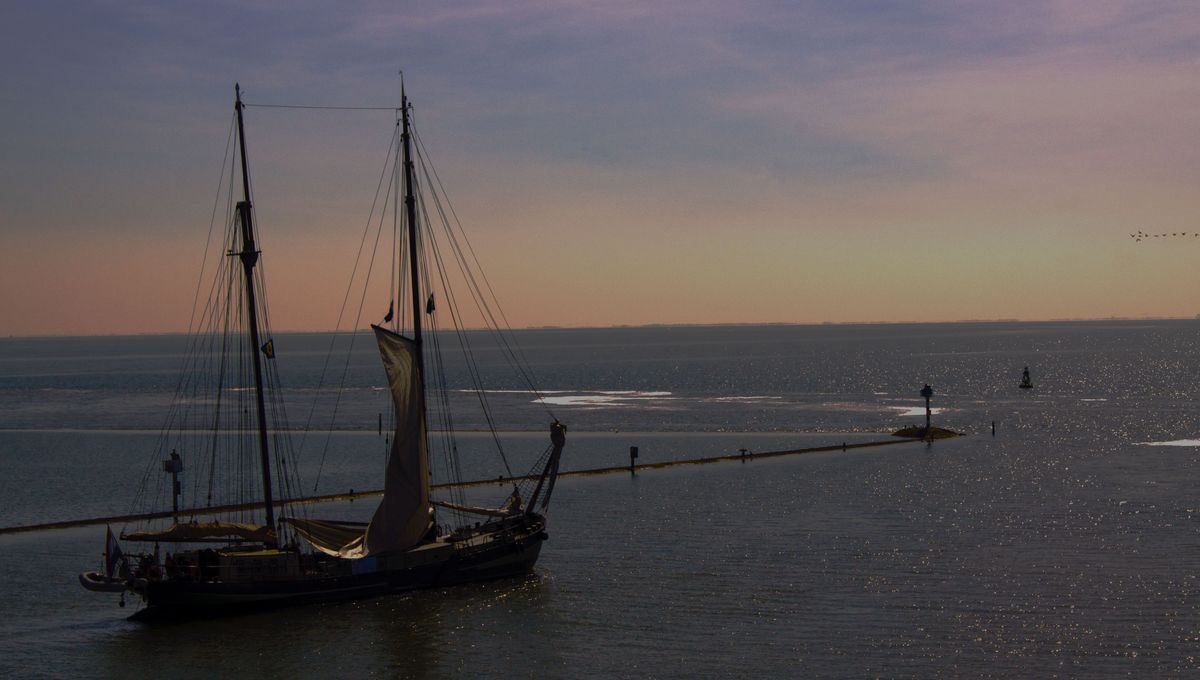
[3,1,1200,336]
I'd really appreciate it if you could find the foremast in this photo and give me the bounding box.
[234,83,277,545]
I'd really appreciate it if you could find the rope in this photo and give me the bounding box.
[412,126,557,420]
[244,103,397,111]
[307,126,399,493]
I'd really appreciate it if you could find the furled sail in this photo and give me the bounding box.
[283,518,368,556]
[433,488,523,518]
[123,521,275,544]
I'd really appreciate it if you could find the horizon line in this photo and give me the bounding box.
[4,315,1197,341]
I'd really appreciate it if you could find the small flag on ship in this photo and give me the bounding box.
[105,525,124,578]
[261,339,275,358]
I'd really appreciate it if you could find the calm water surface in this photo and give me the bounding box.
[0,321,1197,677]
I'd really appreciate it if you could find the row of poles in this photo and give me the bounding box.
[626,383,948,474]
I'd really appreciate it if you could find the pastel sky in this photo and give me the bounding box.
[3,1,1200,335]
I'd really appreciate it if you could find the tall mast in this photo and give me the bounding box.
[234,83,277,543]
[401,84,423,374]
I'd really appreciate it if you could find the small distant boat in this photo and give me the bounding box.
[1019,366,1034,389]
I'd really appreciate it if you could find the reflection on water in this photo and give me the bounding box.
[90,573,558,678]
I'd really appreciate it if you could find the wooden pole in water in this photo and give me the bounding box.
[629,446,638,475]
[920,384,933,435]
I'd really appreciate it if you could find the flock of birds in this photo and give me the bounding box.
[1131,230,1198,241]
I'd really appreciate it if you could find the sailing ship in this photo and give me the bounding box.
[1019,366,1034,389]
[78,84,566,619]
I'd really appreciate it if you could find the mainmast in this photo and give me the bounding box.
[401,84,423,375]
[234,83,277,544]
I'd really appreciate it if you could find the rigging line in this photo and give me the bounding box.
[165,123,236,452]
[417,178,513,477]
[213,251,237,516]
[411,127,554,413]
[411,181,461,483]
[259,341,298,520]
[398,219,410,335]
[231,274,243,515]
[422,272,470,500]
[137,259,224,519]
[417,202,511,469]
[172,241,210,512]
[411,127,555,419]
[253,263,295,509]
[130,126,241,525]
[255,331,302,510]
[311,152,398,493]
[295,122,397,418]
[231,279,242,514]
[188,113,238,337]
[408,180,471,501]
[214,222,240,506]
[396,118,410,337]
[241,305,254,518]
[259,342,304,515]
[294,123,397,466]
[244,103,398,111]
[183,166,239,390]
[391,116,399,334]
[235,118,268,519]
[519,444,556,513]
[206,264,235,508]
[245,207,289,510]
[424,313,465,505]
[192,285,221,501]
[201,264,230,509]
[409,143,533,442]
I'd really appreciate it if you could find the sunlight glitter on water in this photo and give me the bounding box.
[6,323,1200,677]
[540,391,676,407]
[890,406,948,417]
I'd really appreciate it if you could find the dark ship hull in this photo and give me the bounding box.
[131,517,547,620]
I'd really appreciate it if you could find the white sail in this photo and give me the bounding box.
[339,325,433,557]
[289,326,433,558]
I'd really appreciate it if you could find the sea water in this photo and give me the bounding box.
[0,321,1198,677]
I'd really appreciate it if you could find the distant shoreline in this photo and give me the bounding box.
[4,316,1197,341]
